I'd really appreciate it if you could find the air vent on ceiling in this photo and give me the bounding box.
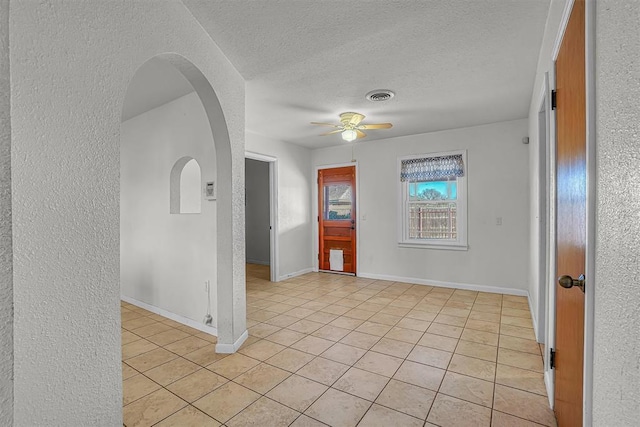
[365,90,395,102]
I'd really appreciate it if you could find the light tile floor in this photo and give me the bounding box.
[122,264,556,427]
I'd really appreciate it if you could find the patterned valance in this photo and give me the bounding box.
[400,154,465,182]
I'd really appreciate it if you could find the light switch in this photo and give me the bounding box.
[496,217,503,226]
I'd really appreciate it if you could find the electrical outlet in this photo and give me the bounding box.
[496,217,503,226]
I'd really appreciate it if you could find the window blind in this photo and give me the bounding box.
[400,154,465,182]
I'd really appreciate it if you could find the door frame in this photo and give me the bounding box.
[313,162,359,275]
[542,0,596,423]
[245,151,279,283]
[583,0,596,424]
[536,84,549,346]
[541,69,558,407]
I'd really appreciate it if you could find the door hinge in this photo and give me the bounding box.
[550,348,556,369]
[551,90,557,110]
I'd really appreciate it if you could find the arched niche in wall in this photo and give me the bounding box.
[170,156,202,214]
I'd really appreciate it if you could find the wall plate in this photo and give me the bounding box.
[205,181,216,200]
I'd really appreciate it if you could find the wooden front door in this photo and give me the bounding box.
[318,166,356,274]
[554,0,586,425]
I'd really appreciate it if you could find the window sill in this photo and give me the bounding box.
[398,242,468,251]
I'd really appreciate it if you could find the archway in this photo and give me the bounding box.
[120,54,246,353]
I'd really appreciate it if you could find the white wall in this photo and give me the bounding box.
[121,92,217,329]
[7,1,245,424]
[246,131,313,279]
[245,158,270,265]
[312,120,530,293]
[593,1,640,425]
[0,0,13,423]
[527,0,571,339]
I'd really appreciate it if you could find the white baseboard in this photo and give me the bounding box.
[357,272,530,297]
[544,369,554,408]
[121,295,217,337]
[246,259,270,266]
[528,293,540,342]
[278,267,314,281]
[216,330,248,354]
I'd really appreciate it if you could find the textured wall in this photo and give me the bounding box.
[593,1,640,425]
[0,0,13,424]
[312,120,530,292]
[245,158,271,265]
[121,92,217,329]
[8,0,244,425]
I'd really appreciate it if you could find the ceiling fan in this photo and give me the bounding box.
[311,112,392,142]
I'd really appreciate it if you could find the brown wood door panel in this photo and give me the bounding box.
[322,225,352,238]
[318,166,356,274]
[554,1,586,425]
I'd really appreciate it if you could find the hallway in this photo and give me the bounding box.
[122,265,555,426]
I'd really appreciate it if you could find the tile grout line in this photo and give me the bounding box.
[488,297,502,426]
[124,267,543,426]
[252,284,486,421]
[123,307,224,423]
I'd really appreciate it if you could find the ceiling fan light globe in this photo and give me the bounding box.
[342,129,357,142]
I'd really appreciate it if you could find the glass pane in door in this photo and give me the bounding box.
[324,184,352,220]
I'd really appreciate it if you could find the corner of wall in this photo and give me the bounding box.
[245,132,314,278]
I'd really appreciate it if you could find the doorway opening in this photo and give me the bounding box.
[120,56,218,338]
[245,152,278,282]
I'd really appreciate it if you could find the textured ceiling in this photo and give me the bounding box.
[181,0,550,148]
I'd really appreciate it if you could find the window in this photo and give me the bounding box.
[398,150,467,249]
[323,184,352,220]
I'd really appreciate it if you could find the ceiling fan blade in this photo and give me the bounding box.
[349,113,366,126]
[310,122,341,127]
[358,123,393,130]
[319,129,344,136]
[356,129,367,139]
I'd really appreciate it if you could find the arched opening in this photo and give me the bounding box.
[120,54,244,370]
[120,57,218,346]
[170,156,202,214]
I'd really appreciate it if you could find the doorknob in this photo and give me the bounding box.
[558,274,585,292]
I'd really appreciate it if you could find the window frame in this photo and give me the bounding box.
[397,149,468,250]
